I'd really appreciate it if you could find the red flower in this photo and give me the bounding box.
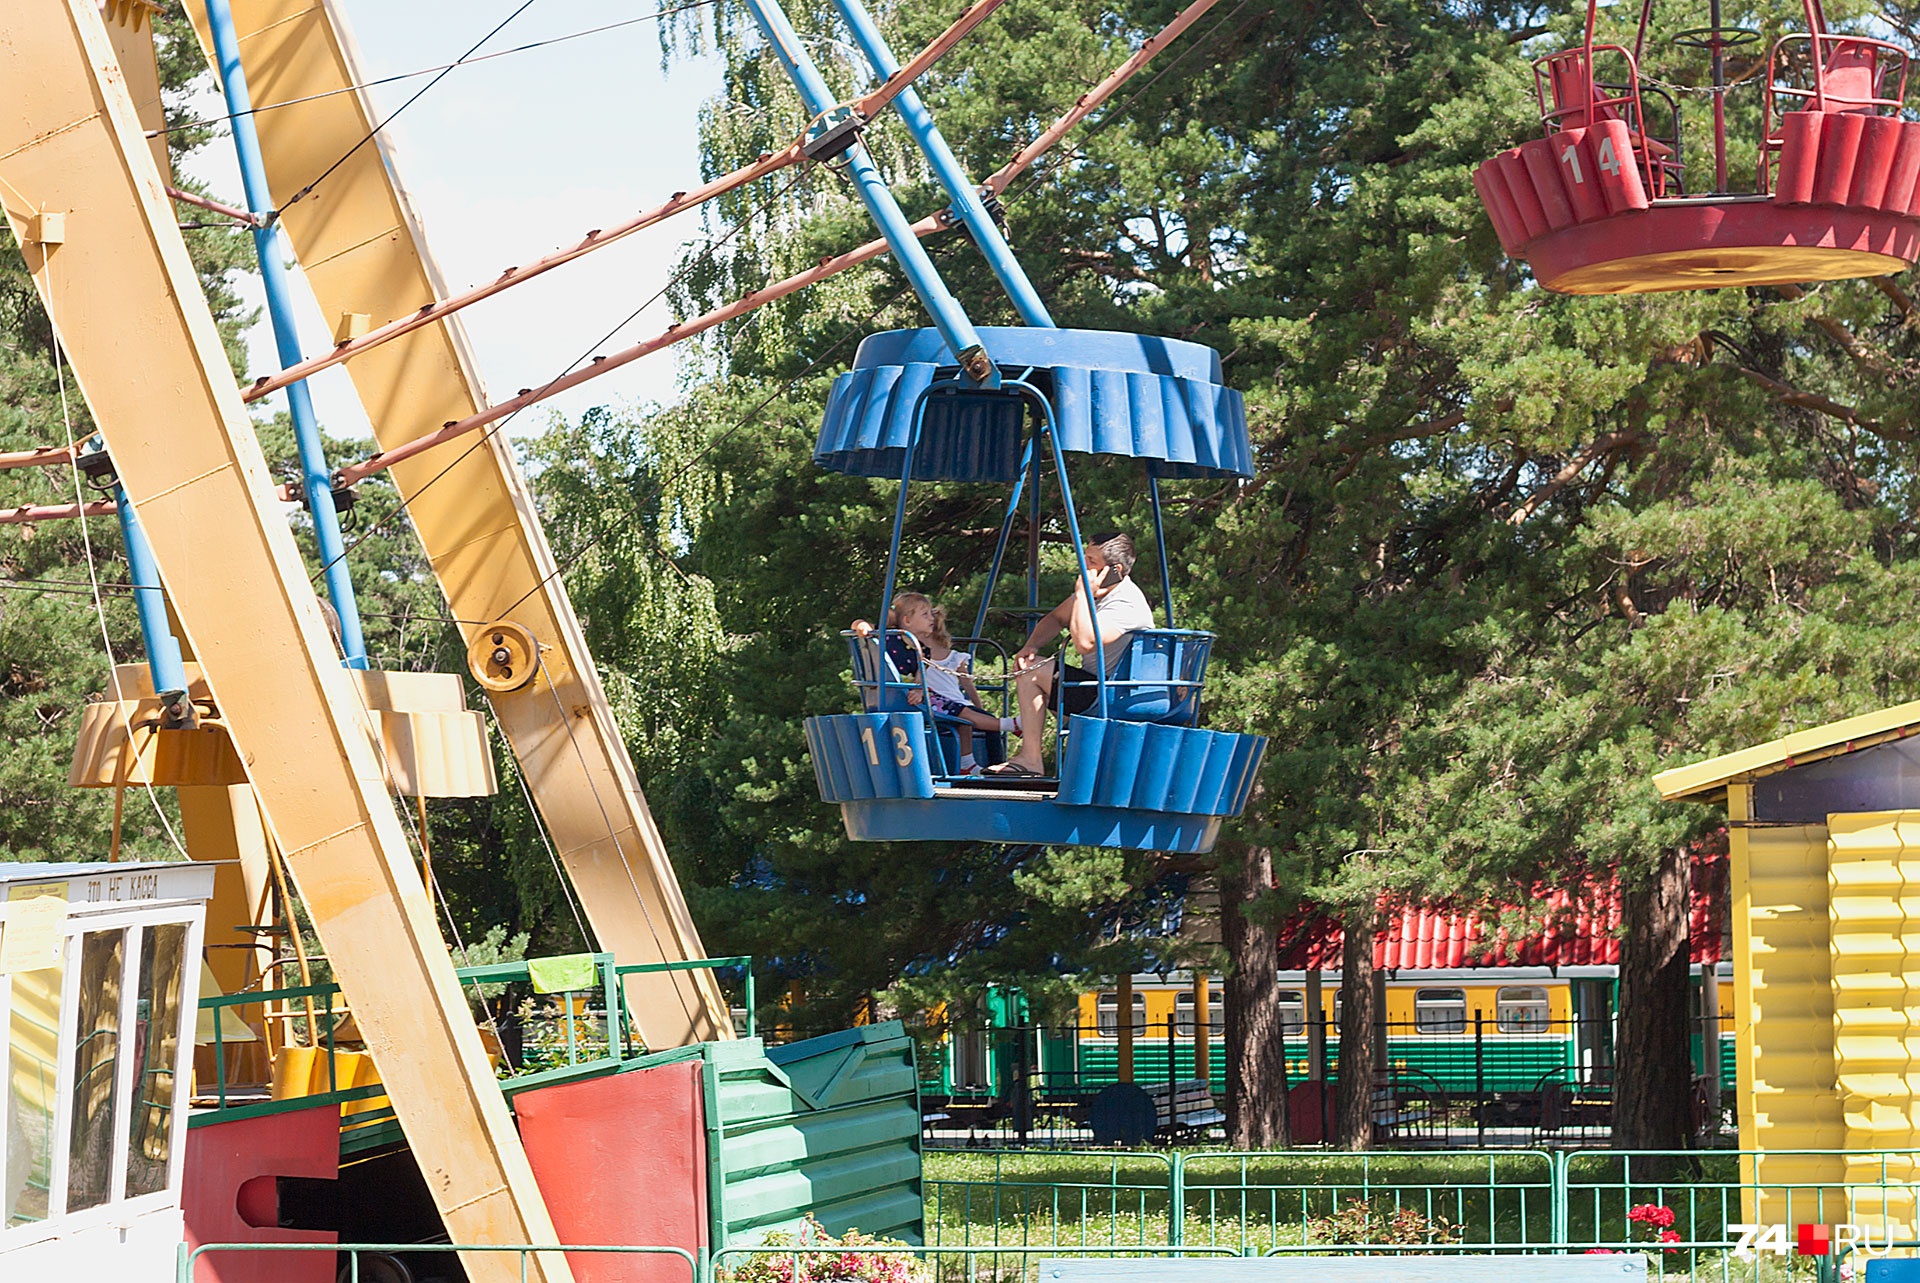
[1628,1203,1677,1229]
[1659,1230,1683,1250]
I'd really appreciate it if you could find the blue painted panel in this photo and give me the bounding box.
[1165,727,1210,814]
[1224,733,1267,812]
[1133,723,1183,809]
[805,714,937,802]
[1054,719,1267,817]
[1056,716,1106,806]
[1094,721,1148,809]
[839,796,1226,853]
[814,327,1251,481]
[1867,1264,1920,1283]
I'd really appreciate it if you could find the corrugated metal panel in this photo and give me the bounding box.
[1729,797,1844,1227]
[1827,812,1920,1240]
[1274,843,1728,970]
[711,1022,924,1248]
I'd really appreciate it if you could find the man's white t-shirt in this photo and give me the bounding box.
[1093,575,1155,672]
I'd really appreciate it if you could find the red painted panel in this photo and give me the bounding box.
[1521,138,1576,231]
[1494,149,1549,242]
[1472,162,1523,253]
[1554,129,1610,224]
[1287,1082,1332,1145]
[182,1104,339,1283]
[1523,200,1920,293]
[517,1062,708,1283]
[1813,112,1866,206]
[1850,116,1903,208]
[1588,120,1648,214]
[1774,112,1823,204]
[1882,123,1920,214]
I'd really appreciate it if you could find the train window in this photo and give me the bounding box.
[1095,992,1146,1037]
[1496,986,1551,1033]
[1276,990,1306,1037]
[1173,991,1225,1036]
[1414,988,1468,1034]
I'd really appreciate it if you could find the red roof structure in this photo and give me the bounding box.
[1274,841,1727,971]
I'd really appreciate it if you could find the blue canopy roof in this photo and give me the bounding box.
[813,327,1254,482]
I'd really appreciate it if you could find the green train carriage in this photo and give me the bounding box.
[919,966,1737,1104]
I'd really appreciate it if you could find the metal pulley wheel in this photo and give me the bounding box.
[467,620,540,692]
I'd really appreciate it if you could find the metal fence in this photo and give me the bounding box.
[183,1148,1920,1282]
[924,1147,1920,1281]
[922,1016,1734,1149]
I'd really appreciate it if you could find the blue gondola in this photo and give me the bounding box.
[803,326,1268,853]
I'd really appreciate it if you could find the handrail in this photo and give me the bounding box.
[195,953,759,1115]
[616,956,756,1039]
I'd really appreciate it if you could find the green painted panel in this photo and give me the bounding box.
[713,1021,924,1249]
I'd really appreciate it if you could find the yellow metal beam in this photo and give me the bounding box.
[0,5,568,1277]
[180,0,728,1046]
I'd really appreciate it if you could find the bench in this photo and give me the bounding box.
[1371,1084,1432,1129]
[1146,1079,1225,1140]
[1038,1254,1650,1282]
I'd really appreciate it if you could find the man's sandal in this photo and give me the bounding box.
[985,762,1042,777]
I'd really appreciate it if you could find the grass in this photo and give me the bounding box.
[921,1147,1852,1283]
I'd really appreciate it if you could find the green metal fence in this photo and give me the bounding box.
[181,1145,1920,1283]
[924,1147,1920,1280]
[1179,1149,1560,1256]
[926,1150,1179,1251]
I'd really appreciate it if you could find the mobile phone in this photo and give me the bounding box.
[1099,564,1123,588]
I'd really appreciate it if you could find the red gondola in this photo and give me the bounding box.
[1473,0,1920,292]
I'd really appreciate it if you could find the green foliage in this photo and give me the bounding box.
[720,1216,930,1282]
[457,924,531,1003]
[1308,1198,1462,1247]
[0,4,254,866]
[590,0,1920,1034]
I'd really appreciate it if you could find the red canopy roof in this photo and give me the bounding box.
[1274,842,1727,971]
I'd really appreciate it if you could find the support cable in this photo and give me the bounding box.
[315,0,1239,502]
[37,255,189,859]
[305,168,807,585]
[271,0,545,224]
[145,1,718,139]
[240,0,1015,403]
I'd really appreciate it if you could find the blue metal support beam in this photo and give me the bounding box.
[114,483,190,704]
[826,0,1055,328]
[740,0,996,381]
[205,0,368,668]
[1149,475,1175,628]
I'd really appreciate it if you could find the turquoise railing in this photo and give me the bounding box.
[193,952,754,1129]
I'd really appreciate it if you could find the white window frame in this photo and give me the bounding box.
[1094,992,1146,1038]
[1173,991,1226,1037]
[1413,987,1469,1035]
[1495,985,1552,1034]
[2,900,203,1251]
[1275,990,1307,1038]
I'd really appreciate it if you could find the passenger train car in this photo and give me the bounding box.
[920,966,1737,1105]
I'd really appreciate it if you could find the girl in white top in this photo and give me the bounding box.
[851,593,1019,774]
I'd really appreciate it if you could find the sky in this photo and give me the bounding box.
[181,1,729,442]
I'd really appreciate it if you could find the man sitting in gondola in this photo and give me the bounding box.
[986,531,1154,778]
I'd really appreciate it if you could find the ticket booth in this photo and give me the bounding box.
[2,861,214,1277]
